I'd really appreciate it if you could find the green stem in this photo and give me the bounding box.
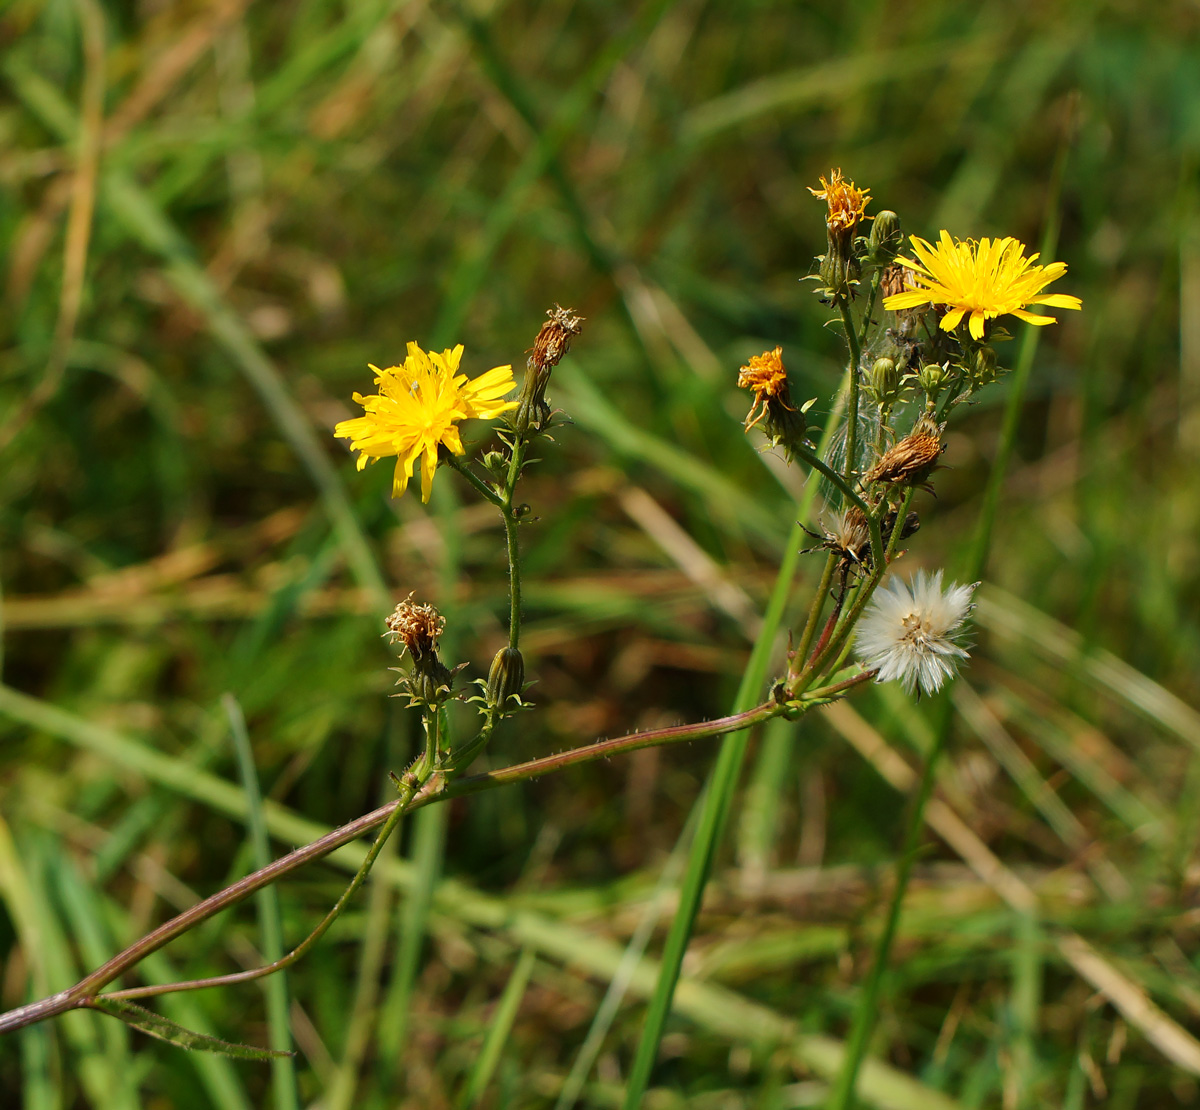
[794,551,838,668]
[795,487,917,693]
[444,447,524,649]
[502,435,528,648]
[857,269,883,353]
[502,511,522,650]
[839,297,862,494]
[791,444,873,523]
[443,451,503,508]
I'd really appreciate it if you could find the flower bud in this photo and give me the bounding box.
[867,210,902,265]
[865,357,903,408]
[916,363,949,405]
[972,345,998,387]
[485,646,525,711]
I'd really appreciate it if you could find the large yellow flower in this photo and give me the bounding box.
[335,342,516,502]
[882,231,1082,341]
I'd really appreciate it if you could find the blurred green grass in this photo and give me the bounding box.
[2,0,1200,1106]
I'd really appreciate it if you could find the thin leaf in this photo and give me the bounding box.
[88,997,293,1061]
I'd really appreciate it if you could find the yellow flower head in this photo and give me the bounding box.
[335,342,516,502]
[882,231,1082,341]
[738,346,792,431]
[808,168,872,232]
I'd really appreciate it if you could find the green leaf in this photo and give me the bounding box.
[88,998,293,1061]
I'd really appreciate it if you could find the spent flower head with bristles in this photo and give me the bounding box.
[385,594,445,663]
[335,342,516,503]
[802,506,872,574]
[385,596,460,709]
[856,570,977,696]
[882,231,1082,341]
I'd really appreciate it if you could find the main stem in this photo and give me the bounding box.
[0,700,787,1035]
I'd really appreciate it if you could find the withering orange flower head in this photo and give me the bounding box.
[808,168,872,232]
[738,346,792,431]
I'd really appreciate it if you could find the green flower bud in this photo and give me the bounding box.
[485,646,525,711]
[867,210,902,264]
[916,362,949,404]
[973,346,998,387]
[866,357,903,408]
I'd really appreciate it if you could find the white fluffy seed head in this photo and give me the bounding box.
[855,570,978,696]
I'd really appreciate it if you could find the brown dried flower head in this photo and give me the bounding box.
[738,346,793,431]
[384,594,445,662]
[864,415,945,490]
[528,304,585,371]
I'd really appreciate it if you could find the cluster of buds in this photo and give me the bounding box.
[385,595,459,710]
[512,304,585,436]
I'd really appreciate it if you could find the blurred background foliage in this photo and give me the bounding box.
[2,0,1200,1106]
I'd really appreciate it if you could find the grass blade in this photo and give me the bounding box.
[225,695,300,1109]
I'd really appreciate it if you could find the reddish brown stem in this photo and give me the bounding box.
[0,699,782,1033]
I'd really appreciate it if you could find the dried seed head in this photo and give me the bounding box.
[514,304,585,435]
[385,594,445,663]
[829,507,872,562]
[864,415,945,490]
[528,304,585,371]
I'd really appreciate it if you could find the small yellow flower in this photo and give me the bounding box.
[808,168,872,232]
[883,231,1082,341]
[335,342,516,502]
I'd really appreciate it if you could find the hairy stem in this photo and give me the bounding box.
[839,297,862,494]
